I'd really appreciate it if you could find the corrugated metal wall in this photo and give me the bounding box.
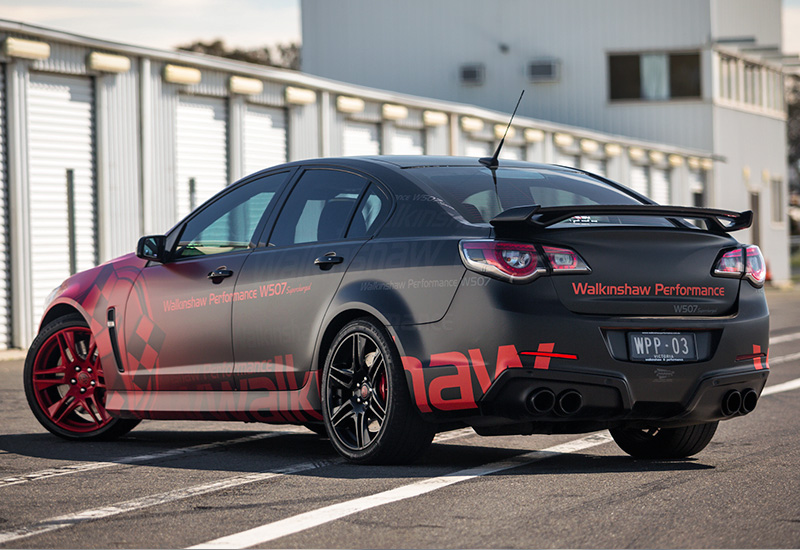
[96,63,141,261]
[143,60,179,233]
[0,65,9,349]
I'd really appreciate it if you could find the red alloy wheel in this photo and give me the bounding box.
[30,325,113,433]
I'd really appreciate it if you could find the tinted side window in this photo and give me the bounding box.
[347,184,389,239]
[269,169,369,246]
[174,172,287,259]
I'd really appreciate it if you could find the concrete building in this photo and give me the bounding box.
[0,19,749,349]
[302,0,795,285]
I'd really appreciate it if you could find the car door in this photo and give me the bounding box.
[232,168,388,394]
[122,171,289,393]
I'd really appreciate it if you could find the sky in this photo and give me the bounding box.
[0,0,301,50]
[0,0,798,55]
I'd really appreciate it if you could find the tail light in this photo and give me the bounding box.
[744,245,766,286]
[542,246,591,273]
[459,240,590,283]
[712,245,765,287]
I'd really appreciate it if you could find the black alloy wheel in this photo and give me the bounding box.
[322,318,434,464]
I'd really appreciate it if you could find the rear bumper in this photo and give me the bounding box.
[395,274,770,431]
[475,364,769,432]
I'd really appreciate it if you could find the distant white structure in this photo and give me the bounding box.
[302,0,796,284]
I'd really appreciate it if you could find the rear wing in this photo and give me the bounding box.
[490,205,752,237]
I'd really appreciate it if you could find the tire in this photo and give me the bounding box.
[24,313,140,440]
[610,422,718,459]
[321,318,434,464]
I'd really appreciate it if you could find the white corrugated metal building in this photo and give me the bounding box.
[301,0,795,288]
[1,19,725,349]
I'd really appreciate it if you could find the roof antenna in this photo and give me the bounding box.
[479,90,525,169]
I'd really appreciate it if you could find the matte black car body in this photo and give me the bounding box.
[25,156,769,463]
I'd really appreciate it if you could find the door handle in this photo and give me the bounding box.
[314,252,344,270]
[207,267,234,281]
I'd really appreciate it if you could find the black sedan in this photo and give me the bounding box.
[24,156,769,464]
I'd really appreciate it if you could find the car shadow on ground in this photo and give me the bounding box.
[1,429,714,480]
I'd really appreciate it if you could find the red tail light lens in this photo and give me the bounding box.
[459,240,546,283]
[713,248,744,277]
[542,246,591,273]
[459,241,591,283]
[744,245,766,286]
[712,245,765,287]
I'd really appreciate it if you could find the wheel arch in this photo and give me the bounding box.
[315,308,393,372]
[40,301,87,333]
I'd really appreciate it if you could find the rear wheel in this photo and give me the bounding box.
[610,422,718,459]
[322,318,434,464]
[24,314,140,440]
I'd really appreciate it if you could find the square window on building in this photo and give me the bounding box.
[527,59,560,82]
[609,55,641,99]
[669,53,701,97]
[609,52,701,101]
[460,64,485,85]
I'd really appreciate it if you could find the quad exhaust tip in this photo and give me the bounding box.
[740,388,759,414]
[526,388,583,416]
[721,388,759,416]
[556,390,583,416]
[527,388,556,414]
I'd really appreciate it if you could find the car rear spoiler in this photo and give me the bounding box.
[490,204,752,237]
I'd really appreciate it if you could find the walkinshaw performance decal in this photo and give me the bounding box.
[571,282,727,297]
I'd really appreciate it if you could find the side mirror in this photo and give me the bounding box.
[136,235,167,263]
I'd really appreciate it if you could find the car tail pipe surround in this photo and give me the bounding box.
[721,388,759,416]
[740,388,759,414]
[555,390,583,416]
[526,388,556,414]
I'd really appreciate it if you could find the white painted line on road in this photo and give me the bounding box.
[0,427,477,545]
[767,351,800,367]
[0,431,290,488]
[433,427,475,442]
[761,377,800,396]
[188,431,614,549]
[0,457,343,546]
[770,331,800,345]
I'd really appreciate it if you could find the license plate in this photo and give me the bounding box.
[628,331,697,362]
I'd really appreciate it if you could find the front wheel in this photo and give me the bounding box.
[322,318,434,464]
[24,314,140,440]
[610,422,718,459]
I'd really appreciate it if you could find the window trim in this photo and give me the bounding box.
[259,166,383,249]
[166,168,294,262]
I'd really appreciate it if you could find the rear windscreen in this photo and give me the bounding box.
[404,166,673,227]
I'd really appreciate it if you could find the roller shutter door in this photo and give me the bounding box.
[464,139,491,158]
[650,167,671,204]
[582,157,606,177]
[554,151,579,168]
[28,73,96,330]
[629,165,649,197]
[343,121,380,156]
[391,128,424,155]
[0,67,8,348]
[176,96,228,220]
[689,168,706,206]
[243,104,287,176]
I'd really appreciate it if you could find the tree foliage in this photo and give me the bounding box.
[176,39,300,70]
